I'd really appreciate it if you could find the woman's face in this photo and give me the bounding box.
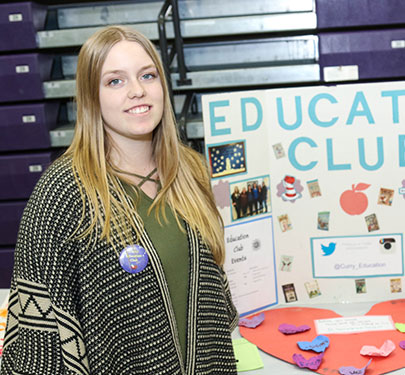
[99,40,164,148]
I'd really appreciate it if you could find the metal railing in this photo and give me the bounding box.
[158,0,193,142]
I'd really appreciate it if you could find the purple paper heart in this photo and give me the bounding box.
[339,359,372,375]
[297,335,330,353]
[293,352,324,370]
[400,341,405,350]
[239,312,265,328]
[278,323,311,334]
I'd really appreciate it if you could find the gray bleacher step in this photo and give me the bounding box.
[50,123,75,147]
[37,13,316,48]
[172,36,318,70]
[56,1,163,29]
[44,64,320,98]
[55,0,314,29]
[60,35,318,78]
[37,23,164,48]
[171,64,320,90]
[50,114,203,148]
[38,0,315,48]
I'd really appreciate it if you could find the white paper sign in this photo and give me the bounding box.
[224,217,277,316]
[22,115,36,123]
[323,65,359,82]
[311,234,403,278]
[15,65,29,73]
[391,40,405,49]
[29,165,43,173]
[315,315,395,334]
[8,13,23,22]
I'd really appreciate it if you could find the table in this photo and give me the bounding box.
[232,301,405,374]
[1,289,404,374]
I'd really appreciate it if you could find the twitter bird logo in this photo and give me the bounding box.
[321,242,336,256]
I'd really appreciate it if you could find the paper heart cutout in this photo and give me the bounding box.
[239,312,265,328]
[278,323,310,334]
[339,358,372,375]
[395,322,405,332]
[360,339,395,357]
[297,335,330,352]
[293,352,324,370]
[240,299,405,375]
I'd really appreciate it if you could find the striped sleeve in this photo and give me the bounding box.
[220,268,239,331]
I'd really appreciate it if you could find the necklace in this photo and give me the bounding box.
[112,166,159,188]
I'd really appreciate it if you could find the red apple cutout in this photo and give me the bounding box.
[340,183,370,215]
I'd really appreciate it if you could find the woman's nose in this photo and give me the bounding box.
[127,80,145,99]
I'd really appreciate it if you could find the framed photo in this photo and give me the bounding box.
[208,141,246,179]
[229,175,271,221]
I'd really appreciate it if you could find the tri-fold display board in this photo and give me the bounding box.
[203,81,405,316]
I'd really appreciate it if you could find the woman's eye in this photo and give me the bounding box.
[141,73,156,80]
[108,78,122,86]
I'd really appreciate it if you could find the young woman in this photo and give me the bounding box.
[0,26,238,375]
[231,186,241,219]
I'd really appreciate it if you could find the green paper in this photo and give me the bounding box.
[395,322,405,332]
[233,338,264,372]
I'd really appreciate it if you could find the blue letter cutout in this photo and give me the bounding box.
[381,90,405,124]
[327,138,351,171]
[399,135,405,167]
[288,137,318,171]
[308,93,338,127]
[209,100,231,136]
[358,137,384,171]
[346,91,375,125]
[277,96,303,130]
[241,97,263,132]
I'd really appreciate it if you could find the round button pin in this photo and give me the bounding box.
[119,244,149,274]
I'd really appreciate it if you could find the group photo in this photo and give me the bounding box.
[229,175,271,221]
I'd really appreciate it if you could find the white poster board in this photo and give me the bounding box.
[203,91,278,316]
[203,81,405,312]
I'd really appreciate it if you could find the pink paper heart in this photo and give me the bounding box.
[360,339,395,357]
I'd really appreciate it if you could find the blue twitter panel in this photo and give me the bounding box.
[310,233,404,278]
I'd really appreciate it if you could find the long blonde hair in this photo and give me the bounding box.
[64,25,225,265]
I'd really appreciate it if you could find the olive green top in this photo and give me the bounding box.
[123,182,190,363]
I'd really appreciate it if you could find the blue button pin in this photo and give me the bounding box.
[119,244,149,274]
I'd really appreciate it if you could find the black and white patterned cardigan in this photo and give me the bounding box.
[0,157,238,375]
